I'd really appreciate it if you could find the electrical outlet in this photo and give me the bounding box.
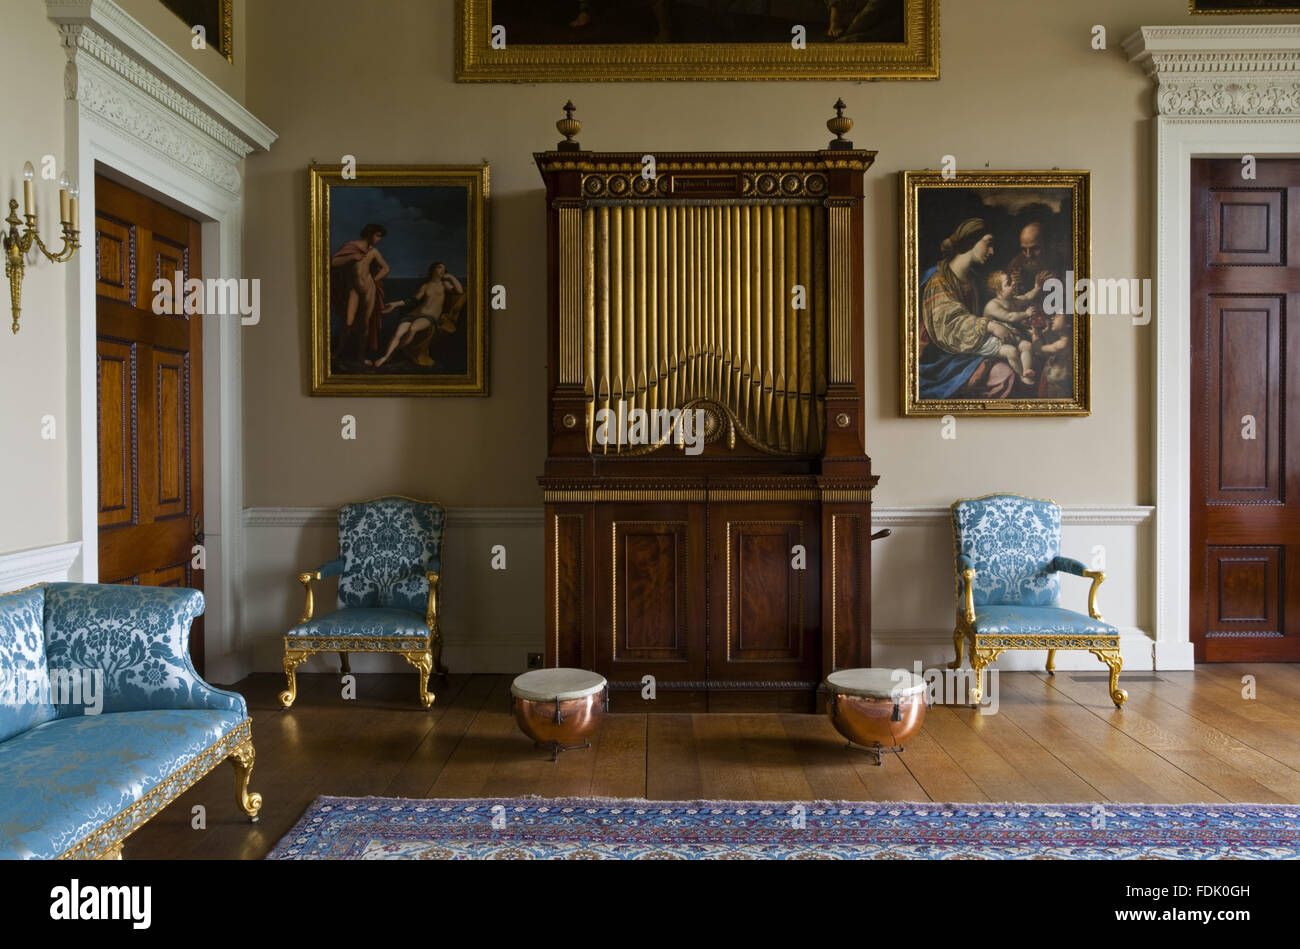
[527,652,543,669]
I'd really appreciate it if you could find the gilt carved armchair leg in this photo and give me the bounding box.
[229,738,264,822]
[968,646,1002,708]
[948,628,966,670]
[1091,648,1127,708]
[339,652,350,676]
[402,649,436,708]
[279,648,313,708]
[1046,649,1057,676]
[98,843,123,860]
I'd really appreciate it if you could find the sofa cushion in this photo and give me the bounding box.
[0,708,245,859]
[287,607,430,638]
[973,605,1119,639]
[0,586,55,743]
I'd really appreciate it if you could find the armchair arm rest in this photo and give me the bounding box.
[425,571,440,635]
[317,558,344,579]
[296,559,343,623]
[1054,556,1106,620]
[955,555,976,624]
[1051,556,1087,577]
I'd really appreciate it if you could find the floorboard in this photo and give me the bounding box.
[120,670,1300,858]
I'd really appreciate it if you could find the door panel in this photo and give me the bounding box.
[95,174,205,671]
[594,506,707,691]
[1190,160,1300,661]
[708,503,821,689]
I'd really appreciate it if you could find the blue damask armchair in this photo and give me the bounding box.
[279,495,446,709]
[948,493,1126,708]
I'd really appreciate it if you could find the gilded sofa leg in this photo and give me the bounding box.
[229,739,264,822]
[1091,648,1127,708]
[279,648,312,708]
[403,649,435,708]
[948,628,966,670]
[339,651,351,676]
[1046,649,1057,676]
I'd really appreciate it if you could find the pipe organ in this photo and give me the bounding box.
[538,104,881,711]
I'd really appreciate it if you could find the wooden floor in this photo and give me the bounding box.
[126,664,1300,858]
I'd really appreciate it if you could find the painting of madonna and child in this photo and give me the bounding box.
[901,171,1091,416]
[309,165,489,396]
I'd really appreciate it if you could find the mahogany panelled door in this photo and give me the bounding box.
[94,174,205,670]
[1190,159,1300,662]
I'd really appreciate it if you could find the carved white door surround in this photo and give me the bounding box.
[1125,25,1300,669]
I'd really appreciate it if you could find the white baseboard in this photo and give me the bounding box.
[0,541,83,593]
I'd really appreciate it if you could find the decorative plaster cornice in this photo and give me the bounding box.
[1125,25,1300,118]
[46,0,275,196]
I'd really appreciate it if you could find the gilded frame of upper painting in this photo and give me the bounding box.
[456,0,939,81]
[900,171,1093,418]
[1189,2,1300,14]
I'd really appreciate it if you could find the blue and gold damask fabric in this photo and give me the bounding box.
[0,708,244,859]
[336,497,445,614]
[42,583,245,716]
[952,495,1062,607]
[973,606,1116,638]
[289,607,429,638]
[0,586,56,743]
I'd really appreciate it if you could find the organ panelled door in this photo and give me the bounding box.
[538,105,879,710]
[95,174,205,671]
[1190,159,1300,662]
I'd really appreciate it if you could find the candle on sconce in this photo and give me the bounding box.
[58,172,70,225]
[22,162,35,217]
[69,184,79,231]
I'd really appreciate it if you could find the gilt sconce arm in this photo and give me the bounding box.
[1052,555,1106,621]
[297,558,345,623]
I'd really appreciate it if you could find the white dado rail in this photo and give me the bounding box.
[1125,25,1300,671]
[0,542,83,593]
[241,505,1155,679]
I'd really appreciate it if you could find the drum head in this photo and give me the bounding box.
[511,667,607,702]
[826,668,925,699]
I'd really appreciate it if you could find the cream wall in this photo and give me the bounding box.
[240,0,1278,512]
[1,2,75,555]
[0,0,245,567]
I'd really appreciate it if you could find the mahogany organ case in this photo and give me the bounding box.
[537,103,882,711]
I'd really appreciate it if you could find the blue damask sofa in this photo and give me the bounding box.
[0,582,261,859]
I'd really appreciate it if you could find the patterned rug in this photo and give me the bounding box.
[267,797,1300,859]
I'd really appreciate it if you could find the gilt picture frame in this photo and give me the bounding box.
[309,165,490,397]
[1189,2,1300,14]
[900,171,1092,417]
[159,0,234,62]
[457,0,939,82]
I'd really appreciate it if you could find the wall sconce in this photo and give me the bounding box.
[3,161,80,334]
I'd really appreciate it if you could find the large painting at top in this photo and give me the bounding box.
[1189,1,1300,13]
[159,0,233,61]
[457,0,939,81]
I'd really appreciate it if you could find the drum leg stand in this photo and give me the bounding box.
[535,739,592,762]
[844,741,905,766]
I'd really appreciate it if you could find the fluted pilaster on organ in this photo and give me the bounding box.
[537,103,880,711]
